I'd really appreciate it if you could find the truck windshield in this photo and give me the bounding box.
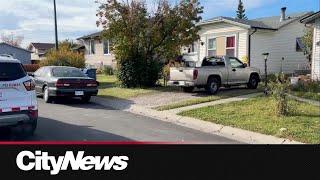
[202,57,225,67]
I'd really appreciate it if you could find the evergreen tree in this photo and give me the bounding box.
[236,0,247,20]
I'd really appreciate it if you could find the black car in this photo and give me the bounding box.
[32,66,98,103]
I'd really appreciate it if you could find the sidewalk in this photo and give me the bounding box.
[92,95,302,144]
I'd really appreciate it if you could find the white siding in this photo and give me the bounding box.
[312,18,320,81]
[251,21,308,74]
[183,22,249,65]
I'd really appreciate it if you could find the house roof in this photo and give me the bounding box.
[300,11,320,24]
[198,11,313,30]
[30,43,55,50]
[77,32,102,40]
[0,42,32,53]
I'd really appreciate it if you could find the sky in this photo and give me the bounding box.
[0,0,319,48]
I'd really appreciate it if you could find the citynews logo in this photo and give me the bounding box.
[16,151,129,175]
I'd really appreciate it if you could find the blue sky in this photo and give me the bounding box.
[0,0,319,48]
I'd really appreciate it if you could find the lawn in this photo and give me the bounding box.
[291,91,320,101]
[97,74,179,99]
[179,96,320,143]
[154,88,262,111]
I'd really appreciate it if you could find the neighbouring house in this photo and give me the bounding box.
[183,7,313,74]
[301,11,320,81]
[27,43,55,63]
[0,42,31,64]
[77,32,115,68]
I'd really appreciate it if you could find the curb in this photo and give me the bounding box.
[92,96,303,144]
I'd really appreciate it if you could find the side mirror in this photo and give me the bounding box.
[243,63,248,68]
[28,72,35,77]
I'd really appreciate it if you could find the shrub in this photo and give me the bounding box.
[23,64,40,72]
[103,65,114,76]
[269,73,291,116]
[40,44,85,68]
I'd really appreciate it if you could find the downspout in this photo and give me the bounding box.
[248,28,257,66]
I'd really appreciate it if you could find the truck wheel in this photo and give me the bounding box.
[43,86,52,103]
[206,77,220,95]
[247,75,259,89]
[183,87,194,93]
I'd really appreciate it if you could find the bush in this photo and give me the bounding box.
[269,73,291,116]
[23,64,40,72]
[40,44,85,68]
[103,65,114,76]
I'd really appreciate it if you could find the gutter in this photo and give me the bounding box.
[248,28,257,66]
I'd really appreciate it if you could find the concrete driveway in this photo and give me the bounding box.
[0,98,239,143]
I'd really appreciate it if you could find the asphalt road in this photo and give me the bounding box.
[0,98,239,143]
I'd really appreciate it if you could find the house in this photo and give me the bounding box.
[184,7,313,74]
[0,42,31,64]
[77,32,115,68]
[27,43,55,63]
[301,11,320,81]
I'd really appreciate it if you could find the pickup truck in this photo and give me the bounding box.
[168,56,261,94]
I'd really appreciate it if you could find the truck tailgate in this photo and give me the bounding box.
[170,67,195,81]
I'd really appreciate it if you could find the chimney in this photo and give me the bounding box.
[280,7,287,22]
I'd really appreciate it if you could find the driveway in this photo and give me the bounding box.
[0,98,239,143]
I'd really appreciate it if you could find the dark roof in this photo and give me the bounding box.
[30,43,55,50]
[0,42,32,53]
[300,11,320,24]
[77,32,102,40]
[198,11,313,30]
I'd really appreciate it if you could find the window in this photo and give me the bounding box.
[296,37,304,52]
[208,38,217,57]
[88,40,95,55]
[229,57,244,68]
[0,62,26,81]
[226,36,235,57]
[103,40,110,55]
[188,42,197,53]
[202,57,225,67]
[52,67,86,77]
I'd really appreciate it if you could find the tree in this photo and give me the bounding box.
[96,0,203,87]
[1,33,24,47]
[302,28,313,64]
[236,0,247,20]
[41,42,85,68]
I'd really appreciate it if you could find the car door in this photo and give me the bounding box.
[228,57,249,84]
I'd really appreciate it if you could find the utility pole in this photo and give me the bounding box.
[53,0,59,51]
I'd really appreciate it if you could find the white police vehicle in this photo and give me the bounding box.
[0,54,38,135]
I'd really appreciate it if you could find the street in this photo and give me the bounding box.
[0,98,238,143]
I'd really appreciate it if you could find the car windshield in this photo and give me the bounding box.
[52,67,86,77]
[0,62,27,81]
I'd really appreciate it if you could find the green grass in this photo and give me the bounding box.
[291,91,320,101]
[97,74,179,99]
[179,96,320,143]
[155,88,262,111]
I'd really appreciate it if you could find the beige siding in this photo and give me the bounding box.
[84,39,115,68]
[312,18,320,81]
[251,21,308,74]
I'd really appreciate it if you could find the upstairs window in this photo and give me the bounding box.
[226,36,235,57]
[208,38,217,57]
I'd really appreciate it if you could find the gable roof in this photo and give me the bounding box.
[0,42,32,53]
[198,11,313,30]
[77,32,102,40]
[300,11,320,24]
[30,43,55,50]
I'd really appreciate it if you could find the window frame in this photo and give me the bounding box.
[226,35,236,57]
[207,38,217,57]
[88,39,95,55]
[103,40,111,55]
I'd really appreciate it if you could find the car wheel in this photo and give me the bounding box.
[43,86,52,103]
[183,87,194,93]
[248,75,259,89]
[206,77,220,95]
[81,96,91,103]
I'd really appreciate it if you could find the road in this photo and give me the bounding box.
[0,98,239,143]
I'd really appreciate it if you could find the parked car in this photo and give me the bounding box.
[32,66,99,103]
[0,55,38,135]
[168,56,261,94]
